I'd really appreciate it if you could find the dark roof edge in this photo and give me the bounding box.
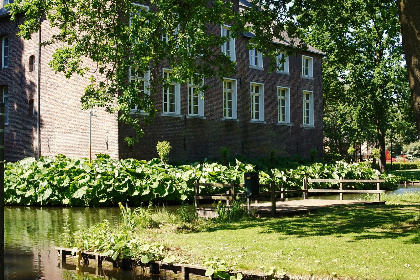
[243,32,326,56]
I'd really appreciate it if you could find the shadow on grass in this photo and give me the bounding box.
[203,205,420,244]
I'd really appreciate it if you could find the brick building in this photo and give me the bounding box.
[1,0,324,162]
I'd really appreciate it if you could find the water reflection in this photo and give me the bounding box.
[5,207,121,280]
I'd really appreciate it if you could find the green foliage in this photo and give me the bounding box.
[213,200,248,223]
[372,148,381,159]
[220,147,231,164]
[293,0,412,167]
[5,156,398,207]
[204,257,242,280]
[176,203,198,224]
[156,141,172,163]
[7,0,302,143]
[309,148,318,162]
[403,140,420,157]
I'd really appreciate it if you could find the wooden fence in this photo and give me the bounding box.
[194,176,386,216]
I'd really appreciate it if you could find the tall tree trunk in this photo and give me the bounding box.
[378,125,387,173]
[397,0,420,137]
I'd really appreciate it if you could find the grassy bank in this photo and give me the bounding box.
[389,168,420,182]
[65,195,420,280]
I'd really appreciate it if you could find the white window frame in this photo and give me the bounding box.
[250,82,264,122]
[223,78,237,119]
[188,79,204,117]
[277,87,290,124]
[162,69,181,115]
[2,87,8,125]
[129,67,150,114]
[2,36,9,69]
[130,3,149,27]
[221,25,236,62]
[276,53,289,74]
[303,90,314,126]
[302,55,313,78]
[249,48,263,70]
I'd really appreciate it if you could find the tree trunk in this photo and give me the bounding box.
[397,0,420,137]
[378,126,387,173]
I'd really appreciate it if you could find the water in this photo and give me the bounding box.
[4,207,122,280]
[3,186,420,279]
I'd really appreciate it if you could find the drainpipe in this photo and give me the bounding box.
[36,18,41,159]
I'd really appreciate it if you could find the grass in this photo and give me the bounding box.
[151,205,420,280]
[66,195,420,280]
[389,168,420,181]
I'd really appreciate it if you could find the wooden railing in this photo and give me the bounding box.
[303,176,386,201]
[194,177,387,216]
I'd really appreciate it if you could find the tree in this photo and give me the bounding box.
[7,0,299,144]
[397,0,420,139]
[286,0,411,172]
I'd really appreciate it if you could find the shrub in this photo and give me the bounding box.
[156,141,172,163]
[403,140,420,157]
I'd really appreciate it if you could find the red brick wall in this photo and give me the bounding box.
[119,24,324,161]
[0,15,120,162]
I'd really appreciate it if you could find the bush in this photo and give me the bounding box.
[403,140,420,157]
[156,141,172,163]
[386,162,419,170]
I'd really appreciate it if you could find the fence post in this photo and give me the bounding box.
[231,181,235,201]
[271,181,276,216]
[339,177,344,200]
[303,175,308,199]
[280,186,285,201]
[194,180,199,208]
[377,182,381,201]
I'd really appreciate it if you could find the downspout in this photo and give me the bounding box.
[36,18,41,159]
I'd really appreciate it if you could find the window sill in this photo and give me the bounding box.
[276,71,290,75]
[277,122,292,126]
[301,124,315,129]
[249,65,263,70]
[302,75,314,79]
[130,110,149,116]
[222,117,239,122]
[187,115,206,119]
[250,120,266,124]
[161,113,182,118]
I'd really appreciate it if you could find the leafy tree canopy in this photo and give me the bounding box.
[285,0,414,170]
[7,0,303,144]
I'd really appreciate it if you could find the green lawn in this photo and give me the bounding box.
[389,169,420,181]
[67,194,420,280]
[149,204,420,280]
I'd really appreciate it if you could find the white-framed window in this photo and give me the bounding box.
[303,90,314,126]
[162,69,180,115]
[4,0,14,6]
[277,87,290,124]
[249,48,263,69]
[223,78,237,119]
[221,25,235,62]
[276,53,289,73]
[302,55,313,78]
[2,87,8,125]
[250,82,264,122]
[130,3,149,27]
[2,36,9,69]
[129,67,150,113]
[188,80,204,117]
